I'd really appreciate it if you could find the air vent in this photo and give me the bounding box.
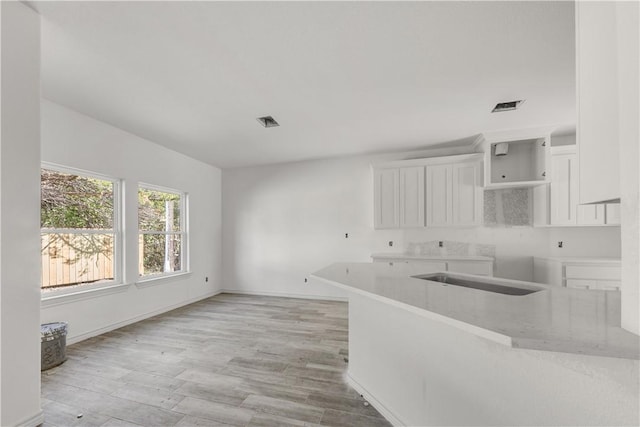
[257,116,280,128]
[491,100,524,113]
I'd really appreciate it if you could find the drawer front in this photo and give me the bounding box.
[564,265,620,280]
[447,261,493,276]
[566,279,592,290]
[566,279,621,291]
[374,259,447,271]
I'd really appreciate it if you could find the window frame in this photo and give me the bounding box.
[40,162,123,298]
[137,183,189,281]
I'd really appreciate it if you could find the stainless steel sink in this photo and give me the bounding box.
[412,273,543,296]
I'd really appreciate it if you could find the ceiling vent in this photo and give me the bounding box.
[257,116,280,128]
[491,100,524,113]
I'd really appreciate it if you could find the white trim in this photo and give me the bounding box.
[480,126,555,144]
[41,282,130,307]
[42,161,117,183]
[16,409,44,427]
[137,184,188,278]
[40,163,123,287]
[221,289,348,302]
[65,290,222,345]
[346,372,405,427]
[41,228,114,234]
[138,181,183,195]
[371,153,483,169]
[550,144,577,156]
[135,271,192,288]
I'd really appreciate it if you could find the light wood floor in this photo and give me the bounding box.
[41,293,391,427]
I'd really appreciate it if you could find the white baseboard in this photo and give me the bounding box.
[220,288,347,302]
[346,372,405,427]
[66,290,223,345]
[17,409,44,427]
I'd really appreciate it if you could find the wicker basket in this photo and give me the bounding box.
[41,322,68,371]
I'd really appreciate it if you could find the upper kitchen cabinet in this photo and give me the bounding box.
[373,168,400,229]
[549,145,579,225]
[576,1,620,204]
[425,164,451,227]
[373,166,425,229]
[373,153,483,229]
[399,166,425,229]
[481,128,551,189]
[426,161,483,227]
[534,144,621,227]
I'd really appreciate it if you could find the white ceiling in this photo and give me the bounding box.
[33,1,576,169]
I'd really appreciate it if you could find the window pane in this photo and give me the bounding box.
[41,233,114,291]
[138,188,181,232]
[140,233,182,276]
[41,168,114,229]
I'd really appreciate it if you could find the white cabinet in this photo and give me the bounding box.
[371,254,493,277]
[534,145,621,227]
[374,168,399,229]
[533,257,621,291]
[399,166,425,229]
[481,129,551,189]
[577,204,605,225]
[549,149,579,225]
[374,166,424,229]
[426,164,452,227]
[426,161,482,227]
[373,153,483,229]
[452,162,483,226]
[576,1,620,204]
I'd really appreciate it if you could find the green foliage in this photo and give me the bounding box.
[40,169,183,282]
[41,169,113,229]
[138,188,181,231]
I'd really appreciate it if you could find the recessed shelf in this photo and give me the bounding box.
[481,130,551,189]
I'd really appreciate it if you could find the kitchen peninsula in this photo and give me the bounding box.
[312,262,639,426]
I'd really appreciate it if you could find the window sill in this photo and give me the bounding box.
[41,282,131,308]
[135,271,192,288]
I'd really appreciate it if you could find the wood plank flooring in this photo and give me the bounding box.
[41,294,391,427]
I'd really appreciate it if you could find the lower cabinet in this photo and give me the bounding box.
[372,255,494,276]
[533,257,621,290]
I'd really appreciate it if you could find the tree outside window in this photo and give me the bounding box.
[138,186,186,277]
[40,167,119,291]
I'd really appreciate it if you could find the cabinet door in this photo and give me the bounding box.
[577,204,606,225]
[577,1,620,203]
[550,153,578,225]
[452,162,482,226]
[605,203,621,225]
[426,165,452,227]
[374,168,399,229]
[399,166,425,228]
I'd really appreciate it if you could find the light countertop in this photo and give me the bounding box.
[534,256,621,264]
[371,253,493,261]
[311,262,639,360]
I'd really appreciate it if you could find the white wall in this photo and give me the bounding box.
[40,100,223,343]
[0,2,43,426]
[617,1,640,335]
[222,152,621,296]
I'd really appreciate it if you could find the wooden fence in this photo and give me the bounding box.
[41,233,114,289]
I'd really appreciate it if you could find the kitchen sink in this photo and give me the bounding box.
[412,273,543,296]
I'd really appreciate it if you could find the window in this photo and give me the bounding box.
[138,185,187,278]
[40,165,121,292]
